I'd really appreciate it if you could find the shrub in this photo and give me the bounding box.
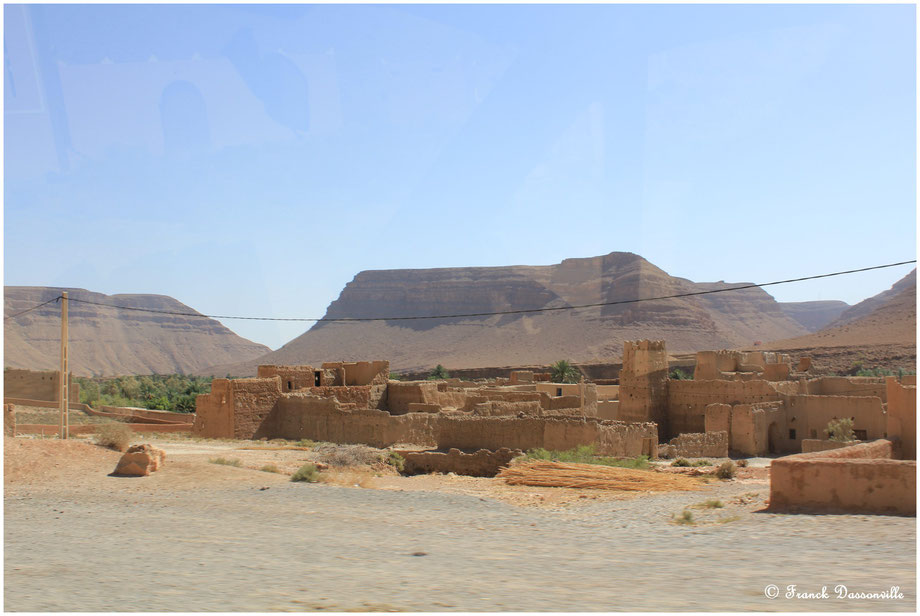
[669,368,691,380]
[673,510,694,525]
[692,459,711,467]
[386,451,405,472]
[736,459,748,468]
[701,499,724,509]
[209,457,242,467]
[260,464,283,474]
[714,461,736,480]
[291,463,321,483]
[93,423,134,452]
[313,443,383,467]
[671,458,691,467]
[825,417,856,442]
[428,364,450,380]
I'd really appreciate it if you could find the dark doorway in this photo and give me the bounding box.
[314,371,322,387]
[768,422,780,454]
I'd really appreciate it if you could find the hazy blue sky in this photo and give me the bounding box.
[4,3,916,349]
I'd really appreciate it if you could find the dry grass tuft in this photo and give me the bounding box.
[93,423,134,452]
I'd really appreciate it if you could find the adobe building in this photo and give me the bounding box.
[4,368,79,404]
[193,360,658,458]
[598,341,915,461]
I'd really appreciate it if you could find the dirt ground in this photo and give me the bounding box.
[4,435,916,611]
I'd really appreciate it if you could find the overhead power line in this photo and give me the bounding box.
[4,259,916,323]
[3,296,64,320]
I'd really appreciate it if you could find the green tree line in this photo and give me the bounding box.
[74,374,213,413]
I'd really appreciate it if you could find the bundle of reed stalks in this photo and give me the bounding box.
[498,460,701,491]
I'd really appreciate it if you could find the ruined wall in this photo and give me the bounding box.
[769,440,915,515]
[667,379,783,438]
[387,381,440,414]
[3,369,78,403]
[801,439,860,454]
[694,350,740,380]
[704,403,732,434]
[729,403,787,456]
[435,416,657,458]
[258,365,317,391]
[509,371,534,384]
[534,383,582,397]
[805,377,887,401]
[619,340,669,437]
[324,360,390,386]
[662,431,728,459]
[786,394,886,444]
[399,447,521,477]
[763,363,791,381]
[597,400,619,421]
[192,379,236,438]
[886,377,916,459]
[259,394,437,447]
[230,377,284,439]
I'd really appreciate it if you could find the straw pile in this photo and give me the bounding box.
[498,460,702,491]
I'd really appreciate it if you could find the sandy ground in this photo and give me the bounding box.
[4,435,916,611]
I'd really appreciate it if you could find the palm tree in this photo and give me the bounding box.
[550,360,581,384]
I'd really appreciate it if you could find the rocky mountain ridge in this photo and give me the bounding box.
[4,287,270,376]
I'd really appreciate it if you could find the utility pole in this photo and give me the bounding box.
[60,291,69,439]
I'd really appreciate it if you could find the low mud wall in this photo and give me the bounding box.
[769,440,915,515]
[399,447,521,477]
[661,431,728,459]
[435,416,657,458]
[13,423,193,436]
[256,395,437,447]
[801,439,860,453]
[4,397,92,412]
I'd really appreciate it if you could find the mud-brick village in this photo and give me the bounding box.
[4,3,917,613]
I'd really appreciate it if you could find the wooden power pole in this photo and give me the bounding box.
[60,291,69,439]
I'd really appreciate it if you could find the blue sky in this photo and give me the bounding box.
[4,3,916,349]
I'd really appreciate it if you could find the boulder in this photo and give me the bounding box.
[113,444,166,476]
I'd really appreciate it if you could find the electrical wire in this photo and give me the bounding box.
[6,259,917,323]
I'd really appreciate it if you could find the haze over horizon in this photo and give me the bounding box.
[4,4,916,350]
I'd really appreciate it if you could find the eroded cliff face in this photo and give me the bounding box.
[4,287,270,376]
[207,252,812,375]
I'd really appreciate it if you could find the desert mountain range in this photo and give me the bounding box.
[204,252,911,376]
[764,269,916,351]
[7,256,913,377]
[4,287,270,376]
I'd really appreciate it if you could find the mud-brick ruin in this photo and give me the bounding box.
[192,339,916,514]
[193,360,658,458]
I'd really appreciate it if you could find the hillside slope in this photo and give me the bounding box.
[779,300,849,332]
[4,287,270,376]
[761,269,916,374]
[203,252,813,375]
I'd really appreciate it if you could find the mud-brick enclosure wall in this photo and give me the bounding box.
[769,440,916,515]
[435,416,658,458]
[4,369,79,403]
[255,394,437,447]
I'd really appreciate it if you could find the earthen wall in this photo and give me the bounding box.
[886,377,916,459]
[769,440,915,515]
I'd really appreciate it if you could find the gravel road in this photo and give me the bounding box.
[5,475,915,612]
